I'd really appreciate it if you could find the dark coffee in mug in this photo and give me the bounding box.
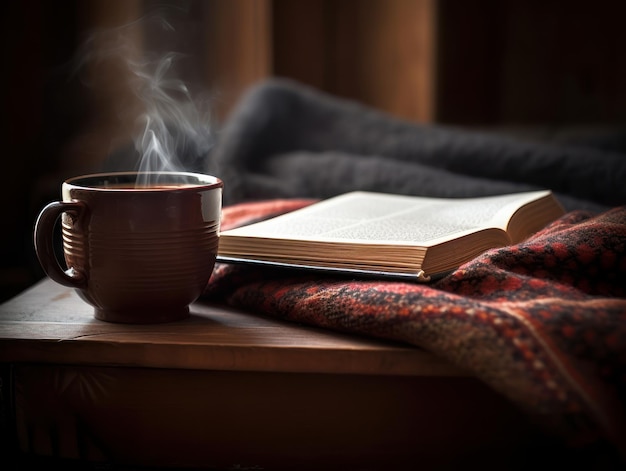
[96,184,197,189]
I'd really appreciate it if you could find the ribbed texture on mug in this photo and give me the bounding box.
[62,221,219,295]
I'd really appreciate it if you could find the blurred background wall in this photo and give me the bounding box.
[2,0,626,301]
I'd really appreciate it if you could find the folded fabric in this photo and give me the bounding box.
[207,78,626,212]
[204,199,626,462]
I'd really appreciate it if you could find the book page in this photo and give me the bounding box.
[222,191,551,246]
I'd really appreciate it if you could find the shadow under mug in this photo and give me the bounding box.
[34,171,223,324]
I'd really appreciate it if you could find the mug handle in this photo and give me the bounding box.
[34,201,88,289]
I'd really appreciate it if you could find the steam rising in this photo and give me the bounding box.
[74,11,214,185]
[130,50,214,185]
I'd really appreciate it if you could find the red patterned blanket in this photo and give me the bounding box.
[203,199,626,461]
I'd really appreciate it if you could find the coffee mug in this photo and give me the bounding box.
[34,171,223,323]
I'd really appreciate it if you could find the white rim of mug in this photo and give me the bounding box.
[63,171,224,191]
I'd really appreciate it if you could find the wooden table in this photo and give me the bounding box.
[0,279,549,470]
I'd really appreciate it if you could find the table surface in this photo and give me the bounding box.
[0,278,464,377]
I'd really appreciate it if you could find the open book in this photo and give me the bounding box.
[217,190,565,281]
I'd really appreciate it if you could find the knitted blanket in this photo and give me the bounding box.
[196,78,626,463]
[204,199,626,464]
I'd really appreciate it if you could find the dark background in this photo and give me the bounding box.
[2,0,626,302]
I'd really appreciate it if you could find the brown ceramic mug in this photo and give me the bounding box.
[34,171,223,323]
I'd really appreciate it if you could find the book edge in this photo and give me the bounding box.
[216,256,432,282]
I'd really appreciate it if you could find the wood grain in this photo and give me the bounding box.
[0,279,465,376]
[2,281,551,469]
